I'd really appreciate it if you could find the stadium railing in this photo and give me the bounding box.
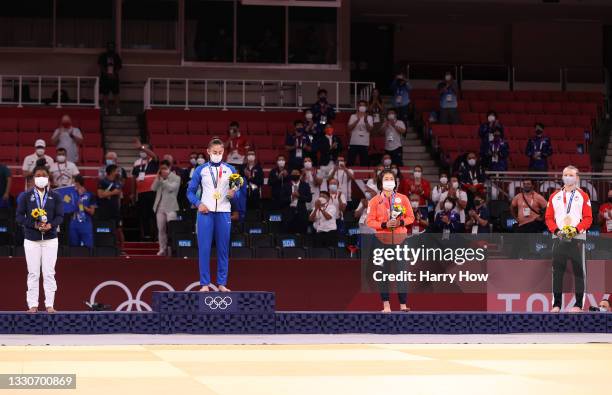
[0,75,100,109]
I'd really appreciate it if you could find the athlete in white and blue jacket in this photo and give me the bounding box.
[186,138,237,292]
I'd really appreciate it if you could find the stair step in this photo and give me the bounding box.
[403,152,431,160]
[105,128,140,136]
[103,115,138,122]
[104,121,140,128]
[403,145,427,153]
[106,135,139,143]
[403,159,437,166]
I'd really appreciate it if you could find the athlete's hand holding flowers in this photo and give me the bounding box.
[557,225,578,241]
[32,208,51,232]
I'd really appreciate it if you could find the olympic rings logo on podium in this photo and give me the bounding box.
[203,296,233,310]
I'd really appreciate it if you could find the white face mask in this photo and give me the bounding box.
[467,159,476,166]
[139,151,148,159]
[56,155,66,163]
[387,114,396,121]
[383,159,392,167]
[338,161,345,167]
[382,180,395,191]
[391,168,398,175]
[304,161,312,169]
[34,177,49,189]
[445,74,452,81]
[414,171,422,178]
[106,159,115,166]
[358,106,367,113]
[410,201,419,209]
[196,158,205,165]
[277,160,285,168]
[190,158,197,166]
[305,113,313,120]
[36,148,45,156]
[444,202,453,210]
[488,115,496,123]
[563,175,577,186]
[209,154,223,163]
[328,184,338,193]
[440,177,448,184]
[247,155,255,162]
[451,181,459,189]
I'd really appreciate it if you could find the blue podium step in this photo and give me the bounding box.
[152,291,275,314]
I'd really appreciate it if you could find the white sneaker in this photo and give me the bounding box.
[156,250,165,256]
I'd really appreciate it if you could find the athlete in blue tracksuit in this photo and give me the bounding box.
[186,138,237,292]
[68,175,96,248]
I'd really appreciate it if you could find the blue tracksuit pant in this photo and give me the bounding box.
[69,220,94,248]
[197,211,231,286]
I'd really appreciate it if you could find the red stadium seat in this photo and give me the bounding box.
[569,154,591,170]
[501,114,518,126]
[148,121,167,134]
[0,132,19,145]
[511,155,530,170]
[207,121,228,135]
[187,121,207,134]
[507,102,526,113]
[431,124,452,138]
[149,134,170,148]
[572,115,592,128]
[167,121,188,134]
[470,101,489,114]
[172,134,193,148]
[0,118,18,132]
[546,127,565,139]
[39,119,58,134]
[82,147,103,165]
[19,132,41,146]
[554,115,575,128]
[515,114,535,126]
[505,126,530,140]
[451,125,476,139]
[496,91,514,101]
[557,141,579,154]
[525,102,543,114]
[80,119,100,134]
[579,103,598,116]
[561,102,582,115]
[564,127,584,139]
[534,114,555,127]
[19,119,39,133]
[268,121,288,135]
[542,102,562,114]
[0,146,18,163]
[530,91,551,102]
[247,121,267,135]
[513,91,533,102]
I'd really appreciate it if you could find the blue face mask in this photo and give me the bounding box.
[106,159,115,165]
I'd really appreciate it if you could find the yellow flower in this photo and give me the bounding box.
[39,209,47,217]
[31,208,40,218]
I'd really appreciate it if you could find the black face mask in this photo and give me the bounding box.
[523,187,532,193]
[608,197,612,203]
[535,130,543,136]
[474,199,482,206]
[290,175,300,182]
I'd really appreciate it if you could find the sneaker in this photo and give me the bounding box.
[156,250,166,256]
[550,306,561,313]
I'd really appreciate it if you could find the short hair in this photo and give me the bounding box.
[208,138,224,148]
[190,151,198,157]
[32,165,49,176]
[229,121,239,128]
[105,164,118,175]
[57,147,66,153]
[487,110,497,117]
[317,88,327,96]
[563,165,579,174]
[160,160,171,168]
[376,169,396,191]
[319,190,330,198]
[74,174,85,186]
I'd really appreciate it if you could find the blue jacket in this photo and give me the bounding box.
[526,136,553,170]
[16,188,64,241]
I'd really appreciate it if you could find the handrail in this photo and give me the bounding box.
[0,75,99,109]
[143,78,376,112]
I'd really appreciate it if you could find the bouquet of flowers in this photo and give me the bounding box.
[391,204,406,220]
[228,173,244,191]
[31,208,48,223]
[559,225,578,241]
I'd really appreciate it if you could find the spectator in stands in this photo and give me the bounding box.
[482,128,509,172]
[382,109,407,166]
[478,110,504,154]
[431,172,449,206]
[179,152,198,210]
[390,164,403,185]
[326,177,347,233]
[304,109,317,138]
[268,155,290,209]
[598,189,612,234]
[68,175,95,249]
[131,140,159,240]
[0,162,11,208]
[317,123,342,166]
[526,123,553,171]
[368,88,385,128]
[196,153,206,166]
[381,154,392,169]
[286,119,313,170]
[354,191,373,229]
[347,100,374,166]
[98,151,127,180]
[301,157,324,209]
[459,152,486,199]
[434,197,462,233]
[510,179,548,233]
[310,89,336,134]
[309,190,337,247]
[390,74,412,123]
[284,169,312,234]
[465,195,490,233]
[436,176,468,224]
[365,165,384,196]
[152,160,180,256]
[51,115,83,164]
[242,150,264,209]
[162,154,181,176]
[598,298,611,312]
[437,71,460,124]
[98,41,122,115]
[97,165,124,253]
[407,193,429,234]
[399,165,430,209]
[50,148,80,188]
[22,140,54,177]
[328,155,354,208]
[225,121,249,170]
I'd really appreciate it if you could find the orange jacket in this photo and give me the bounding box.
[366,192,415,234]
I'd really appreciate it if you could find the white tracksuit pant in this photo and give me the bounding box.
[24,238,59,308]
[156,210,177,254]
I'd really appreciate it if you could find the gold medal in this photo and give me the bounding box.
[213,191,221,200]
[563,215,572,226]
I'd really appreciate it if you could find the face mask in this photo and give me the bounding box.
[56,155,66,163]
[277,160,285,168]
[391,168,398,175]
[304,161,312,169]
[290,175,300,182]
[600,306,608,312]
[62,121,71,128]
[296,127,304,134]
[247,155,255,162]
[414,171,422,178]
[467,159,476,166]
[36,148,45,156]
[474,199,482,206]
[197,158,206,165]
[364,192,372,200]
[445,75,452,81]
[535,129,543,136]
[444,202,453,210]
[451,181,459,189]
[410,201,419,209]
[106,159,115,166]
[189,158,197,166]
[563,175,576,186]
[319,95,327,102]
[387,114,396,121]
[338,161,345,167]
[34,177,49,189]
[358,106,367,113]
[523,186,532,193]
[383,159,391,167]
[329,184,338,192]
[382,180,395,191]
[487,115,495,123]
[440,177,448,184]
[210,154,223,163]
[139,152,148,159]
[305,113,313,120]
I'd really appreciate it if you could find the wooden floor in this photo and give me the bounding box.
[0,343,610,394]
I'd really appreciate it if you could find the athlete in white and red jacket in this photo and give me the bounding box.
[544,166,593,312]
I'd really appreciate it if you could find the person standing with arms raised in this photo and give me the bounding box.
[187,138,237,292]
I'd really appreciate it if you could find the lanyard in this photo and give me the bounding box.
[34,188,48,210]
[140,159,148,172]
[208,165,223,189]
[563,189,577,215]
[533,138,544,152]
